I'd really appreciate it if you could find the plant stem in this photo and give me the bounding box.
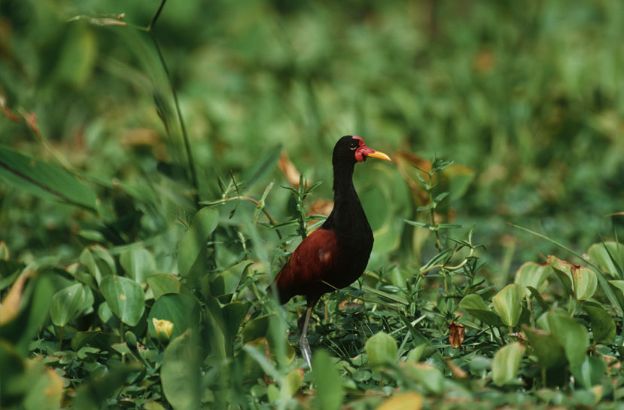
[146,0,199,206]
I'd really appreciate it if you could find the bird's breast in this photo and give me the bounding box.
[327,232,373,288]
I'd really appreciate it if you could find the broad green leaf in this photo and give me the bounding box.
[80,247,114,285]
[100,276,145,326]
[203,295,228,361]
[312,350,344,410]
[492,284,524,327]
[146,274,181,299]
[210,261,251,297]
[583,302,616,344]
[548,256,574,296]
[23,366,64,410]
[587,242,624,278]
[177,208,219,276]
[577,355,607,389]
[536,311,550,332]
[406,344,427,362]
[267,384,279,403]
[365,331,398,366]
[0,145,97,211]
[610,280,624,297]
[120,247,156,284]
[282,368,304,399]
[222,302,250,345]
[572,267,597,301]
[548,256,596,300]
[147,294,199,340]
[161,331,201,410]
[50,283,93,327]
[492,342,525,386]
[547,312,589,370]
[458,294,502,326]
[97,302,113,323]
[523,326,566,369]
[514,262,551,297]
[402,362,444,394]
[242,316,269,343]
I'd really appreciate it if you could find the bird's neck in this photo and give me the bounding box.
[326,161,371,238]
[332,162,356,202]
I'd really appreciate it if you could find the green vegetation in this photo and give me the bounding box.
[1,0,624,408]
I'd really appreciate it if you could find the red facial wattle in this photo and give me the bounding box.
[355,146,374,162]
[353,136,391,162]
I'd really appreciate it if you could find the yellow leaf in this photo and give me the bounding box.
[378,392,423,410]
[44,367,64,402]
[0,269,33,325]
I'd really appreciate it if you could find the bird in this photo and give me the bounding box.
[272,135,391,368]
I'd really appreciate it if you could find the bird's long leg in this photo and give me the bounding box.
[299,305,314,369]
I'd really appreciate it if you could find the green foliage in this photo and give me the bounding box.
[147,294,199,340]
[49,283,94,327]
[161,331,201,410]
[1,0,624,408]
[312,350,344,410]
[492,342,525,386]
[492,284,524,327]
[0,146,98,212]
[365,331,398,367]
[177,208,219,278]
[549,313,589,366]
[100,275,145,326]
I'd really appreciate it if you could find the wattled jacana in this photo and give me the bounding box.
[272,135,391,368]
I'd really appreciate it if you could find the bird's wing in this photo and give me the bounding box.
[274,228,338,303]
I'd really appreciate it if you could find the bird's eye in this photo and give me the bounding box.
[349,142,358,150]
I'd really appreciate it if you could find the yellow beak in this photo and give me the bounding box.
[366,150,392,161]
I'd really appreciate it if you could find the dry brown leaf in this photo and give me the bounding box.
[23,111,42,138]
[121,128,167,160]
[278,151,302,187]
[474,49,495,73]
[0,95,20,122]
[446,359,468,379]
[449,321,465,349]
[309,199,333,216]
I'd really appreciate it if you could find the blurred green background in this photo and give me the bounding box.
[2,1,624,408]
[1,0,623,273]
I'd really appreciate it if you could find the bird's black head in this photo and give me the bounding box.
[332,135,391,166]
